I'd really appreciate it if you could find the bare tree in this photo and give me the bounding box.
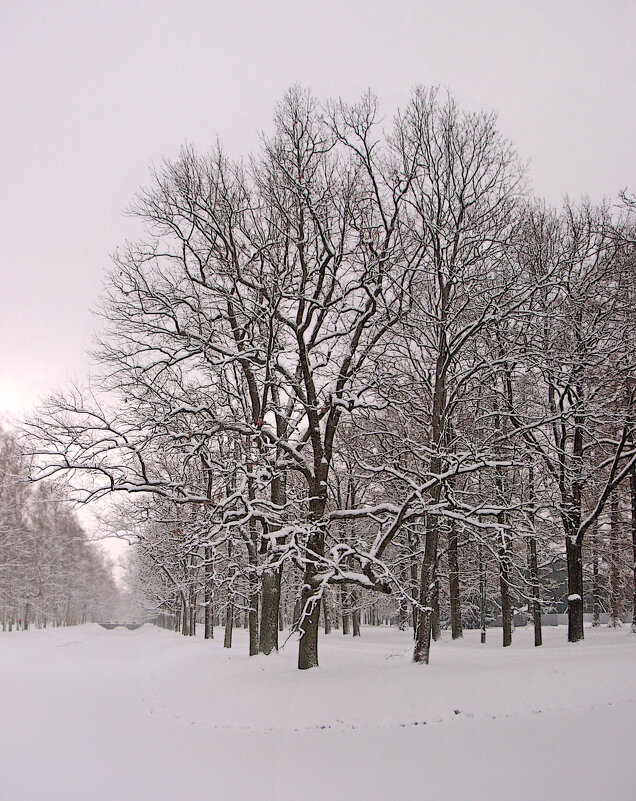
[502,201,636,642]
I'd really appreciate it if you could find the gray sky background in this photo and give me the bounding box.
[1,0,635,420]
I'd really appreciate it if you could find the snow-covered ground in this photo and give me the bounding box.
[1,623,635,801]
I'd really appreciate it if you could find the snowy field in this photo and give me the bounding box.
[1,624,635,801]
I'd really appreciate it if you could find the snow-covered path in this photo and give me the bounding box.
[1,624,634,801]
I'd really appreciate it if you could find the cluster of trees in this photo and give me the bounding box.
[24,88,636,668]
[0,426,120,630]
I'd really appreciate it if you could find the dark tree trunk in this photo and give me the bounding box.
[448,522,463,639]
[398,593,409,631]
[431,576,441,641]
[631,467,636,633]
[202,456,215,638]
[224,536,234,648]
[413,316,446,664]
[181,594,190,637]
[297,584,321,669]
[478,541,487,644]
[609,492,623,627]
[498,529,513,648]
[248,577,260,656]
[189,578,197,636]
[528,536,542,647]
[352,590,361,637]
[526,466,541,646]
[495,456,512,647]
[566,537,585,642]
[413,516,440,664]
[298,492,327,670]
[292,597,301,628]
[592,523,601,627]
[259,474,285,653]
[246,516,260,655]
[397,545,410,630]
[174,597,181,633]
[259,570,280,654]
[566,412,585,643]
[204,546,214,639]
[224,602,234,649]
[322,594,332,635]
[352,610,361,636]
[341,586,351,635]
[409,531,420,634]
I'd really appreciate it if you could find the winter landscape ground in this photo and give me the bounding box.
[1,623,634,801]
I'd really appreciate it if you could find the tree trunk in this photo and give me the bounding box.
[259,569,280,654]
[297,584,321,669]
[246,517,260,656]
[409,530,420,634]
[528,536,542,647]
[413,516,439,664]
[631,467,636,633]
[431,576,441,641]
[592,523,601,627]
[566,409,585,643]
[498,526,513,648]
[174,597,181,633]
[189,577,197,636]
[478,540,487,644]
[609,493,622,627]
[298,492,327,670]
[322,594,332,635]
[495,455,512,647]
[398,560,410,631]
[224,536,234,648]
[258,471,286,653]
[566,537,585,642]
[398,597,409,630]
[448,522,463,639]
[204,546,214,639]
[341,587,351,634]
[224,602,234,648]
[413,317,446,664]
[352,590,361,637]
[204,593,213,638]
[181,594,190,637]
[526,465,541,646]
[248,576,260,656]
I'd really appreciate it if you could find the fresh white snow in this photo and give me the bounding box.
[1,623,635,801]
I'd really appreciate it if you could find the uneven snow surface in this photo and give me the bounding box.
[1,624,635,800]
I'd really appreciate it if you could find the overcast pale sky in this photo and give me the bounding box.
[1,0,635,419]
